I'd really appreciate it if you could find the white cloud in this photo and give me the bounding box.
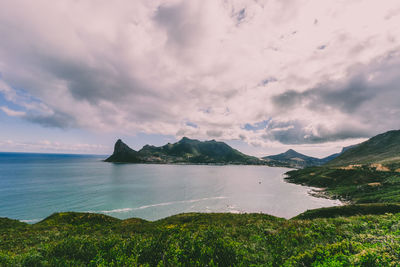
[0,139,109,154]
[0,0,399,149]
[0,106,26,117]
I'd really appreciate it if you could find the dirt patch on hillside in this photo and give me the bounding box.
[370,163,390,172]
[338,164,362,170]
[367,182,382,187]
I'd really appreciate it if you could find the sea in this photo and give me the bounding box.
[0,152,341,223]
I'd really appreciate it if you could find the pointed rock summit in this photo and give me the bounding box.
[114,139,132,153]
[105,139,142,163]
[283,149,301,157]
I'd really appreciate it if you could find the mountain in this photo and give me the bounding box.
[327,130,400,169]
[262,149,336,168]
[261,143,364,168]
[105,137,263,165]
[105,139,144,163]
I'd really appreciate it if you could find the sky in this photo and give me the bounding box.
[0,0,400,157]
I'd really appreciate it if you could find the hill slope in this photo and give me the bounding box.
[327,129,400,169]
[285,129,400,203]
[105,137,263,164]
[262,149,323,168]
[262,149,341,168]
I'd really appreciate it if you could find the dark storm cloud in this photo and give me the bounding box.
[31,50,154,104]
[274,50,400,114]
[262,120,370,144]
[270,50,400,143]
[273,75,375,114]
[154,2,203,48]
[25,111,76,129]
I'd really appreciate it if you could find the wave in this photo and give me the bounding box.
[99,208,132,213]
[20,218,42,223]
[99,196,228,214]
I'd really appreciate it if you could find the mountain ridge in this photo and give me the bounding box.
[105,137,264,165]
[105,137,359,167]
[262,149,342,168]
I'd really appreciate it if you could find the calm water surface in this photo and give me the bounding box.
[0,153,341,223]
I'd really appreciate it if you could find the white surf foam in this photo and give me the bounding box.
[99,196,228,214]
[20,218,42,223]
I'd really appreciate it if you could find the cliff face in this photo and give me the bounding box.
[114,139,133,153]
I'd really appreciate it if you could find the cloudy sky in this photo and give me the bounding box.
[1,0,400,157]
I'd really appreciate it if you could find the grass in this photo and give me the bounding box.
[1,210,400,266]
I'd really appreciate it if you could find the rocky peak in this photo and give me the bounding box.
[179,137,195,143]
[114,139,135,153]
[284,149,300,157]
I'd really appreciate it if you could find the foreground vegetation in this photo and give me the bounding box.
[1,209,400,266]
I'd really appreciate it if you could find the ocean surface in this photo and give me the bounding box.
[0,152,341,223]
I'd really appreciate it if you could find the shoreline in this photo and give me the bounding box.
[103,160,295,167]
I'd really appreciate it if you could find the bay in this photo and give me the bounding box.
[0,152,341,223]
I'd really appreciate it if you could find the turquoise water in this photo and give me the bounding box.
[0,153,341,223]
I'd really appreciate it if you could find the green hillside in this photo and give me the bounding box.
[285,130,400,203]
[105,137,263,165]
[294,203,400,219]
[327,130,400,169]
[285,166,400,203]
[1,210,400,266]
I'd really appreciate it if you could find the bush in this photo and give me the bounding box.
[0,251,13,266]
[295,204,400,220]
[20,251,44,267]
[48,236,97,264]
[2,212,400,266]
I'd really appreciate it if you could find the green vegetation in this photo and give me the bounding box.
[105,137,263,165]
[327,130,400,169]
[1,211,400,266]
[294,203,400,219]
[284,130,400,203]
[285,166,400,203]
